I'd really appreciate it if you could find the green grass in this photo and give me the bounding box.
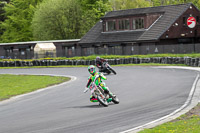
[1,53,200,62]
[0,63,188,69]
[139,103,200,133]
[139,115,200,133]
[0,74,70,101]
[43,53,200,60]
[0,65,87,69]
[114,63,187,67]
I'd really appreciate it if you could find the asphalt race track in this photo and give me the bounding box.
[0,67,198,133]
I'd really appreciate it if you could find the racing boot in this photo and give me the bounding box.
[104,87,116,98]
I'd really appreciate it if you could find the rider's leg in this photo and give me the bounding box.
[99,68,103,72]
[102,67,111,74]
[100,82,114,97]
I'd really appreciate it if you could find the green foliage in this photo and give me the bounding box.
[0,0,43,43]
[139,115,200,133]
[1,53,200,62]
[110,0,153,10]
[32,0,104,40]
[80,0,112,21]
[32,0,80,40]
[0,74,70,101]
[150,0,200,8]
[0,0,9,22]
[1,0,200,43]
[110,0,200,10]
[62,53,200,60]
[32,0,111,41]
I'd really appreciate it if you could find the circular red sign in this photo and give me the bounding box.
[187,17,196,28]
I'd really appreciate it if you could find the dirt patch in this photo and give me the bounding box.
[185,103,200,117]
[171,103,200,122]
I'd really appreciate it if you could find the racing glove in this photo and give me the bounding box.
[84,87,89,93]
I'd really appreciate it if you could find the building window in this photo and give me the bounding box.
[82,47,94,56]
[118,19,130,30]
[6,49,13,53]
[133,18,144,30]
[86,47,94,55]
[106,20,116,31]
[5,47,13,59]
[65,46,75,57]
[109,46,122,55]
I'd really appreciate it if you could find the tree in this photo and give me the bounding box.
[32,0,111,40]
[80,0,112,21]
[150,0,200,8]
[110,0,153,10]
[32,0,81,40]
[0,0,43,43]
[121,0,153,9]
[0,0,10,35]
[0,0,9,21]
[110,0,200,10]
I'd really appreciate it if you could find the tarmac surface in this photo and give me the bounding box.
[0,66,198,133]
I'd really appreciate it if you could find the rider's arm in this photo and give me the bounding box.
[99,73,107,80]
[96,63,100,68]
[86,78,92,88]
[96,61,102,68]
[101,58,107,62]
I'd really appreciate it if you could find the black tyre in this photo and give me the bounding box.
[112,96,119,104]
[106,70,111,75]
[97,95,108,107]
[110,68,117,75]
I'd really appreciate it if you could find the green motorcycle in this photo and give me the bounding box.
[84,76,119,107]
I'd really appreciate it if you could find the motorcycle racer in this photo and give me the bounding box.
[84,65,114,101]
[96,56,116,74]
[95,56,107,72]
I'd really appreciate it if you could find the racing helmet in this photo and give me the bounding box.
[96,56,100,61]
[88,65,96,75]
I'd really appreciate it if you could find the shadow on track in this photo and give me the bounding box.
[64,103,115,109]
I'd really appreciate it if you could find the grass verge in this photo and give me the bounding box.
[0,74,70,101]
[0,65,87,69]
[0,63,187,69]
[2,53,200,61]
[139,104,200,133]
[114,63,187,67]
[2,53,200,62]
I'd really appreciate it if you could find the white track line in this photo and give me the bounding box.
[121,66,200,133]
[1,67,200,133]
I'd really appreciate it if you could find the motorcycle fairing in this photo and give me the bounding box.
[90,96,98,102]
[90,96,112,103]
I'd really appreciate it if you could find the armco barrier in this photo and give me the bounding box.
[1,57,200,67]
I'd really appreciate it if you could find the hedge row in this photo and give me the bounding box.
[0,57,199,67]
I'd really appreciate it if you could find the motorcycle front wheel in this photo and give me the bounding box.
[110,68,117,75]
[112,95,119,104]
[97,95,108,107]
